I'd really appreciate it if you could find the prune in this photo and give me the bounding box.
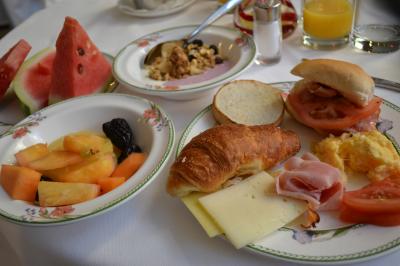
[192,39,203,47]
[215,56,223,64]
[209,44,218,55]
[118,144,142,163]
[103,118,134,150]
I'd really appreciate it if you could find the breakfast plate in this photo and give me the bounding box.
[0,94,174,225]
[177,81,400,264]
[113,25,256,100]
[117,0,196,18]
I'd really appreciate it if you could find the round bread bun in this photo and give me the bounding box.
[212,80,284,126]
[291,59,374,107]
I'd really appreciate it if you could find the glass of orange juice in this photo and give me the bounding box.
[302,0,356,49]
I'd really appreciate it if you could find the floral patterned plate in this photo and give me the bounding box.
[0,94,175,225]
[177,81,400,264]
[117,0,196,18]
[113,25,256,100]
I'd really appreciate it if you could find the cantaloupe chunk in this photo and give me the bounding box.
[98,177,126,194]
[63,134,113,156]
[15,143,49,167]
[26,151,83,171]
[112,153,146,179]
[43,153,116,183]
[38,181,100,207]
[0,165,41,202]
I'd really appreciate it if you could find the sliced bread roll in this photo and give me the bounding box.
[212,80,284,126]
[291,59,374,107]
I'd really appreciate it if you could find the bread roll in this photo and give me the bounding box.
[212,80,284,126]
[291,59,374,107]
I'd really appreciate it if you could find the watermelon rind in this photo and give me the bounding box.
[12,47,55,115]
[13,50,118,114]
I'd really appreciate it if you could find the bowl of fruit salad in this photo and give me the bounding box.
[0,93,174,225]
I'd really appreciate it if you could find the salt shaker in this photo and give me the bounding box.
[253,0,282,65]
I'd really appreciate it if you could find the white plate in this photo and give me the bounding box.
[117,0,196,18]
[176,81,400,264]
[113,25,256,100]
[0,94,175,225]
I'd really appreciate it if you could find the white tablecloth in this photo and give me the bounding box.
[0,1,400,265]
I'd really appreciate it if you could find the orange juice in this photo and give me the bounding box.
[303,0,353,39]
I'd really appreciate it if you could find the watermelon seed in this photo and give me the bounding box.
[77,48,85,56]
[77,64,84,74]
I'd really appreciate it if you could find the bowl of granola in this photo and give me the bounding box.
[113,25,256,100]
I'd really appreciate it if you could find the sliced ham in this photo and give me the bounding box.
[276,152,344,211]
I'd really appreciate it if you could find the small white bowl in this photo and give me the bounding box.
[113,25,256,100]
[0,94,175,225]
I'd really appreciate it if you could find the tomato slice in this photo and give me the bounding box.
[340,205,400,226]
[287,85,382,130]
[342,178,400,214]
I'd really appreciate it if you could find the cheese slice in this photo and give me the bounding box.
[199,171,307,249]
[181,192,223,237]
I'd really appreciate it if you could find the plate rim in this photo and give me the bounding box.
[176,80,400,264]
[0,93,175,226]
[117,0,197,18]
[113,25,256,95]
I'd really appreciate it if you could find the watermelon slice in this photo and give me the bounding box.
[0,39,32,100]
[49,17,112,104]
[12,48,55,114]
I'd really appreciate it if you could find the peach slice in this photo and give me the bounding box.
[43,153,116,184]
[15,143,49,167]
[63,133,113,156]
[38,181,100,207]
[26,151,83,171]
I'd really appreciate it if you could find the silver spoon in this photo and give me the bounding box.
[144,0,242,65]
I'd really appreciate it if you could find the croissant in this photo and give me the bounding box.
[167,124,301,197]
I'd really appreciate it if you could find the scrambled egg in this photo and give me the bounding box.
[314,130,400,181]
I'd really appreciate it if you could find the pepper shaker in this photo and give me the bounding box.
[253,0,282,65]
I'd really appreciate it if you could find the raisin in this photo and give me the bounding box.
[192,39,203,47]
[77,64,84,74]
[209,44,218,55]
[77,47,85,56]
[188,54,195,61]
[103,118,134,150]
[182,39,189,49]
[215,56,223,64]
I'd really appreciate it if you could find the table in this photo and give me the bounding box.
[0,1,399,265]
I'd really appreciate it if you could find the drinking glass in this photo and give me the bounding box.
[351,0,400,53]
[302,0,356,49]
